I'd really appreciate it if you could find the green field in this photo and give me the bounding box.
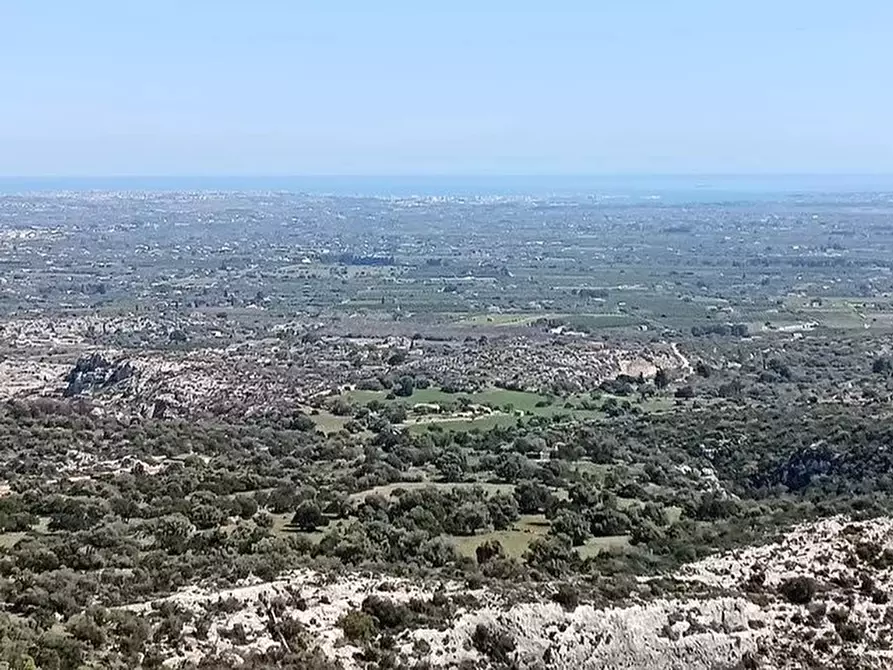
[268,512,345,544]
[456,313,556,327]
[577,534,631,559]
[452,516,631,561]
[0,517,51,549]
[451,514,550,559]
[308,409,352,433]
[408,414,521,433]
[344,387,552,410]
[455,312,643,330]
[342,385,673,434]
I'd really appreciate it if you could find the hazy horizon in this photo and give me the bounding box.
[3,1,892,176]
[3,173,892,200]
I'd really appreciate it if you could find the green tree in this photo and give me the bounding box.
[154,514,194,554]
[394,375,415,397]
[451,503,489,536]
[476,539,505,564]
[551,509,590,546]
[524,535,577,577]
[292,501,326,532]
[515,480,550,514]
[487,493,519,530]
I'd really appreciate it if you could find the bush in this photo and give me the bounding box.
[778,576,816,604]
[361,595,412,631]
[292,501,327,531]
[471,623,516,664]
[475,539,505,565]
[835,619,865,643]
[552,583,580,611]
[338,610,377,643]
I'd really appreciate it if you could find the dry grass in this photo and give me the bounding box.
[451,514,550,559]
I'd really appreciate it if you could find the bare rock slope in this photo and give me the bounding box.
[129,515,893,669]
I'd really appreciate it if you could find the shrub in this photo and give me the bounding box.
[835,619,865,643]
[471,623,516,664]
[778,576,816,604]
[552,583,580,611]
[475,539,505,565]
[361,595,412,631]
[338,610,377,643]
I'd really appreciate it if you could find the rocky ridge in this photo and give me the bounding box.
[123,515,893,669]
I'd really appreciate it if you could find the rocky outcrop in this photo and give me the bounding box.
[124,516,893,670]
[63,353,136,397]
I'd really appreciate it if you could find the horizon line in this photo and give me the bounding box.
[2,172,893,179]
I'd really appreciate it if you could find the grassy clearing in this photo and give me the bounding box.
[408,413,520,433]
[452,516,631,561]
[557,313,644,330]
[455,311,643,330]
[0,531,29,549]
[341,381,679,438]
[665,505,683,524]
[572,461,611,479]
[344,387,551,410]
[0,517,51,549]
[268,512,344,544]
[471,389,551,411]
[455,313,557,327]
[452,514,550,559]
[308,409,351,433]
[577,534,631,559]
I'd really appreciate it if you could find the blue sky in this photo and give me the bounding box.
[2,1,891,176]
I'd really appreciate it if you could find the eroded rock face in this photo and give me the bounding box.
[124,516,893,670]
[414,597,761,670]
[678,516,893,670]
[63,353,136,397]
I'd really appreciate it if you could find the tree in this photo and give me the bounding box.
[235,495,259,519]
[494,453,532,483]
[190,504,226,530]
[394,375,415,397]
[487,493,519,531]
[588,506,630,537]
[329,398,353,416]
[872,356,892,375]
[695,361,713,378]
[476,539,505,564]
[552,583,580,611]
[338,610,377,643]
[47,496,107,532]
[382,403,407,424]
[292,501,326,532]
[268,485,298,514]
[451,503,489,536]
[154,514,194,554]
[287,412,317,431]
[555,441,583,461]
[524,535,577,577]
[551,510,590,546]
[435,450,467,483]
[515,480,550,514]
[675,385,695,399]
[779,576,816,604]
[766,357,793,380]
[471,623,516,665]
[654,368,670,389]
